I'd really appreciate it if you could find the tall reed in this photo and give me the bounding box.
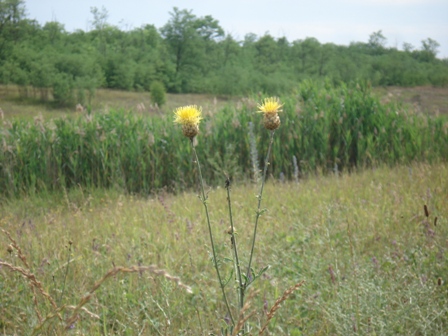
[1,81,447,198]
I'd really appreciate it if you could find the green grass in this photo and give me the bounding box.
[1,163,447,334]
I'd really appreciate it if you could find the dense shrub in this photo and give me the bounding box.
[149,81,166,107]
[52,73,74,107]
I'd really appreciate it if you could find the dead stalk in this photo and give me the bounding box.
[259,281,305,335]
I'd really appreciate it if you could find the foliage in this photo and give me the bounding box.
[0,2,448,102]
[52,73,74,106]
[150,81,166,107]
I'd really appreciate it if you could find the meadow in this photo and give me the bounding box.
[0,82,447,335]
[0,85,234,121]
[1,164,447,334]
[1,84,448,120]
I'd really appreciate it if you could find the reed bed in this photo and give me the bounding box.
[1,81,447,199]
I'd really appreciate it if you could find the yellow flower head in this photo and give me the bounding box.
[257,97,283,114]
[257,97,283,130]
[174,105,203,138]
[174,105,203,125]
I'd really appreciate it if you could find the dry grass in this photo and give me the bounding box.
[0,228,191,334]
[2,84,447,122]
[259,281,305,335]
[375,85,448,116]
[1,162,447,334]
[0,84,236,120]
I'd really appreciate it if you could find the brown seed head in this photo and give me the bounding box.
[263,112,281,130]
[182,123,199,139]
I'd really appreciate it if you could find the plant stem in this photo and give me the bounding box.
[246,130,275,285]
[225,178,244,311]
[190,139,234,326]
[347,222,360,333]
[58,241,72,306]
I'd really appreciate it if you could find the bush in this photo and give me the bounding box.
[150,81,166,107]
[52,73,74,107]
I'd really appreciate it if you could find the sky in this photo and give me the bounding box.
[25,0,448,58]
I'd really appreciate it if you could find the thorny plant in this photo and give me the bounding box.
[174,99,304,334]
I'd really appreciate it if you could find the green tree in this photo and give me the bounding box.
[29,55,55,100]
[291,37,321,75]
[52,72,74,106]
[254,34,280,73]
[218,34,240,67]
[150,81,166,106]
[42,21,65,45]
[419,38,440,62]
[368,30,387,55]
[403,42,414,53]
[160,7,224,92]
[0,0,26,59]
[160,8,198,79]
[89,6,110,55]
[0,0,26,36]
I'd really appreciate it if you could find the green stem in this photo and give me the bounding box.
[246,130,275,285]
[58,241,72,306]
[225,179,244,311]
[190,139,234,326]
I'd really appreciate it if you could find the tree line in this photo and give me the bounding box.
[1,0,447,106]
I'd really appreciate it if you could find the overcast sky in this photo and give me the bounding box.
[25,0,448,58]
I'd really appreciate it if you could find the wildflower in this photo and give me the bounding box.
[173,105,203,138]
[257,97,283,130]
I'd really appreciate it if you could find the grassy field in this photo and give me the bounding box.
[0,85,235,120]
[1,84,448,121]
[1,163,447,335]
[1,84,447,334]
[375,86,448,116]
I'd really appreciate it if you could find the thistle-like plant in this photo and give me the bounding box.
[174,104,235,324]
[174,97,295,334]
[246,97,284,282]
